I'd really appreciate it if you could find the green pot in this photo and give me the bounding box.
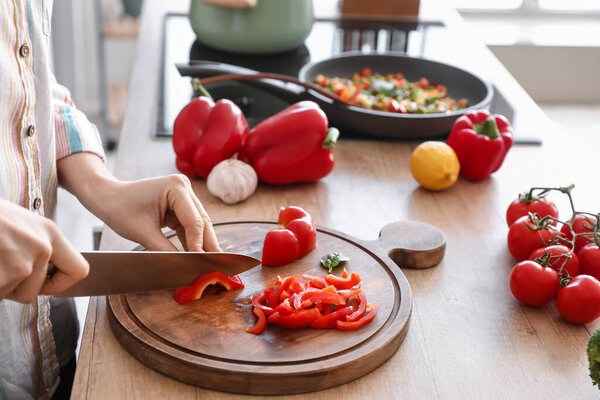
[189,0,313,54]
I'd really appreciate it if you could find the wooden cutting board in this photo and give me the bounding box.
[107,218,445,395]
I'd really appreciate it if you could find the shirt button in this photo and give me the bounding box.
[33,197,42,210]
[27,125,35,137]
[19,43,30,58]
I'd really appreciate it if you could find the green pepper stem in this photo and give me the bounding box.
[192,78,213,100]
[323,127,340,149]
[473,117,500,139]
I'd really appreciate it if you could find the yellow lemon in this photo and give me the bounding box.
[409,141,460,191]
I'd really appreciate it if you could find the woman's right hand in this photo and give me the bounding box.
[0,199,89,303]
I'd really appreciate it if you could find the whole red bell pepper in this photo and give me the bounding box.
[238,101,339,184]
[172,95,248,178]
[262,206,317,266]
[446,110,513,181]
[173,271,244,305]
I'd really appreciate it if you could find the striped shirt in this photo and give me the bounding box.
[0,1,105,399]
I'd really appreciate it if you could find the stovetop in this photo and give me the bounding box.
[158,13,533,143]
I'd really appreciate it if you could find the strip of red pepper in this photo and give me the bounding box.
[446,110,513,181]
[238,101,339,184]
[173,271,244,305]
[172,93,248,178]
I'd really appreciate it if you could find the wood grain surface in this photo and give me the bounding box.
[71,0,600,399]
[107,219,441,394]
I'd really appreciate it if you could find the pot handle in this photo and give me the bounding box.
[202,0,257,9]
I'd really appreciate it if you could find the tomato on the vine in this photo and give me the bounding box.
[560,214,597,253]
[506,194,559,227]
[528,245,579,278]
[578,244,600,281]
[556,275,600,324]
[509,260,559,306]
[507,215,562,261]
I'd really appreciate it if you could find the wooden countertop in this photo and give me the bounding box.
[72,0,600,398]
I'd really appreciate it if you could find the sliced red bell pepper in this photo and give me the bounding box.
[311,306,354,328]
[446,110,513,181]
[246,307,267,335]
[293,288,320,309]
[173,271,245,305]
[325,272,361,290]
[262,206,317,266]
[251,293,274,316]
[263,286,279,309]
[272,299,295,316]
[173,95,248,178]
[307,291,346,306]
[238,101,339,184]
[337,305,379,330]
[302,274,328,289]
[346,291,367,321]
[268,308,322,329]
[337,288,362,300]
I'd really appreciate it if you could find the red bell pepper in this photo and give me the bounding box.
[267,308,322,329]
[173,271,244,305]
[346,291,367,321]
[445,110,513,181]
[262,206,317,266]
[172,95,248,178]
[246,307,267,335]
[325,272,361,290]
[311,306,354,328]
[337,305,379,330]
[238,101,339,184]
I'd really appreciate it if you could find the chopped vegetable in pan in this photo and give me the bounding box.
[314,68,468,114]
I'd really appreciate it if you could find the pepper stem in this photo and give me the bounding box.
[323,127,340,149]
[192,78,213,100]
[473,117,500,139]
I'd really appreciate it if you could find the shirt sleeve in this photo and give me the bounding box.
[52,79,106,162]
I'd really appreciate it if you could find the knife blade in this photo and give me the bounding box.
[54,251,260,298]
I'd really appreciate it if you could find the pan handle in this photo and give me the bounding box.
[175,61,310,104]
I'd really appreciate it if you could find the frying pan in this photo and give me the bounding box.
[176,52,493,140]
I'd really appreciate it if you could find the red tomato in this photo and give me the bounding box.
[578,244,600,281]
[528,245,579,277]
[556,275,600,324]
[560,214,597,253]
[509,261,559,306]
[261,230,300,266]
[507,215,561,260]
[506,196,558,227]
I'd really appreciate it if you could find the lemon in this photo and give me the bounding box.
[409,141,460,191]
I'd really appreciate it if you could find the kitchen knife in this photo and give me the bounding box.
[53,251,260,298]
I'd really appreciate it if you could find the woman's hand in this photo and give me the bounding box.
[0,199,89,303]
[57,153,221,252]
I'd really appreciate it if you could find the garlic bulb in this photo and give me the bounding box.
[207,159,258,204]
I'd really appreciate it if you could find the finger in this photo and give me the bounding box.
[187,187,222,252]
[175,226,189,252]
[168,187,205,252]
[138,229,179,251]
[8,257,49,303]
[40,230,89,295]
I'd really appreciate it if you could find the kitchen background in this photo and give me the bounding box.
[50,0,600,354]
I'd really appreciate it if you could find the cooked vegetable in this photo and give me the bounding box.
[587,328,600,387]
[238,101,339,184]
[320,252,349,273]
[207,159,257,204]
[314,68,467,114]
[262,206,317,266]
[246,270,377,334]
[446,110,513,181]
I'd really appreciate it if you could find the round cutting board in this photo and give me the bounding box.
[107,219,445,395]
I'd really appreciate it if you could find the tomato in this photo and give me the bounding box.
[561,214,597,253]
[528,245,579,278]
[507,215,561,260]
[509,261,559,306]
[556,275,600,324]
[506,196,558,227]
[578,244,600,281]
